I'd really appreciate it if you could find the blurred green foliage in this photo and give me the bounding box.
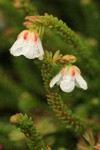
[0,0,100,149]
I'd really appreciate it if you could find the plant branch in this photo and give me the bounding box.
[10,113,47,150]
[41,52,87,135]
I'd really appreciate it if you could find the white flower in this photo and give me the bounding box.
[10,30,44,60]
[50,66,88,92]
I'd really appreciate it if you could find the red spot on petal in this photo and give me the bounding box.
[71,69,76,76]
[34,33,38,42]
[23,31,29,40]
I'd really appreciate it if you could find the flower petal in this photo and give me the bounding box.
[22,40,42,59]
[38,55,43,60]
[23,47,35,59]
[50,72,62,88]
[36,38,44,56]
[10,38,24,56]
[75,72,88,90]
[60,76,75,92]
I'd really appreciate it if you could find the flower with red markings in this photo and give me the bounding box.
[50,65,87,92]
[10,30,44,60]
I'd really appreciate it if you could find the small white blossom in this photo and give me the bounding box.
[50,66,88,92]
[10,30,44,60]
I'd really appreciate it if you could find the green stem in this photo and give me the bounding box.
[42,14,99,76]
[10,113,47,150]
[41,57,87,134]
[26,14,99,76]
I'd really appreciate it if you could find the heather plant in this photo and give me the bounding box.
[0,0,100,150]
